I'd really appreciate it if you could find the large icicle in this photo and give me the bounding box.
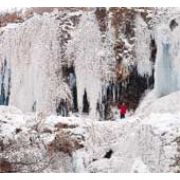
[135,14,153,77]
[67,10,115,119]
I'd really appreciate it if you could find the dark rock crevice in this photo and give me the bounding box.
[82,89,89,114]
[0,58,11,106]
[150,37,157,63]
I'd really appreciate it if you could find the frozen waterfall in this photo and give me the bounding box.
[66,10,116,119]
[0,13,72,114]
[154,22,180,97]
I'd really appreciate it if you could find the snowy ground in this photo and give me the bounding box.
[0,91,180,172]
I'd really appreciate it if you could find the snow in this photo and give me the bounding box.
[78,90,180,172]
[142,113,180,135]
[135,14,153,77]
[1,23,21,30]
[41,115,80,132]
[131,158,149,173]
[1,88,180,172]
[0,105,22,114]
[0,107,32,146]
[66,11,116,118]
[136,90,180,116]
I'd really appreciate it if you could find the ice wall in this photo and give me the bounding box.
[0,13,71,114]
[0,8,163,118]
[0,9,117,118]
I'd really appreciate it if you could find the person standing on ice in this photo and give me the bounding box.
[119,102,127,119]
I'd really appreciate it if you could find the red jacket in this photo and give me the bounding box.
[119,105,127,115]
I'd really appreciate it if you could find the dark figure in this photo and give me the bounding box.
[103,149,113,159]
[119,102,127,119]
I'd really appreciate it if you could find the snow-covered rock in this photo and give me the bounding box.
[0,104,180,172]
[136,90,180,116]
[138,113,180,172]
[0,106,85,172]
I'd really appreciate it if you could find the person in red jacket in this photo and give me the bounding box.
[119,102,127,119]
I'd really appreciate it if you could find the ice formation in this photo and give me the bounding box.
[135,14,153,77]
[154,26,175,97]
[0,9,118,119]
[154,13,180,97]
[0,8,157,119]
[1,8,180,173]
[66,11,116,118]
[0,12,71,114]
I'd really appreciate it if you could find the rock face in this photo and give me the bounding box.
[0,7,159,119]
